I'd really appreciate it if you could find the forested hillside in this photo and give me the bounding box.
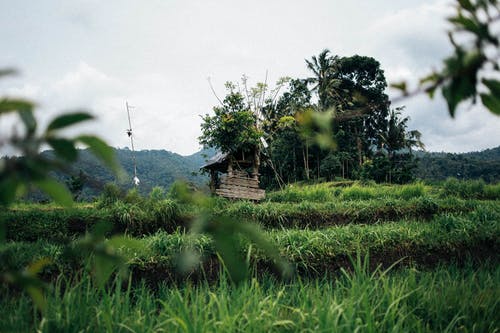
[30,148,212,201]
[415,146,500,183]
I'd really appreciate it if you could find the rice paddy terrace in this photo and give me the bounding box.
[1,179,499,332]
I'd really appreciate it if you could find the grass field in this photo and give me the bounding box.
[1,180,499,332]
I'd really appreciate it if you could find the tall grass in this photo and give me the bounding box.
[266,183,339,202]
[222,196,480,229]
[2,207,498,278]
[267,182,427,203]
[442,178,500,199]
[1,262,498,332]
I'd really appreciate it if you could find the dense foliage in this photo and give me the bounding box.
[199,85,262,154]
[415,146,500,182]
[252,52,425,188]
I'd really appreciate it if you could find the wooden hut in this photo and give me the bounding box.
[201,148,265,201]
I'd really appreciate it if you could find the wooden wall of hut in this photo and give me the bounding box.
[215,170,265,201]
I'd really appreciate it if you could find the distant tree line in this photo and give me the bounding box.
[415,147,500,183]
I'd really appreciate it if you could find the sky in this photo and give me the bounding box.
[1,0,499,156]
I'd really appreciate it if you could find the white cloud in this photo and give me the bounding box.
[1,0,499,155]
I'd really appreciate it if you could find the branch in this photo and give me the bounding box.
[207,77,224,107]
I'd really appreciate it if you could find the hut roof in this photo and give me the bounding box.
[200,151,229,170]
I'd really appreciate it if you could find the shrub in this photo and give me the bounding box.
[124,188,144,205]
[149,186,167,201]
[98,183,124,207]
[484,183,500,200]
[109,199,181,235]
[151,199,180,225]
[397,182,426,200]
[442,178,485,199]
[341,186,376,200]
[415,196,439,216]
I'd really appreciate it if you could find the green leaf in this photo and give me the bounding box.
[210,220,248,284]
[0,177,19,206]
[448,15,481,35]
[46,112,94,132]
[34,178,73,207]
[0,98,33,114]
[0,99,36,133]
[47,138,78,162]
[0,219,5,244]
[234,221,293,278]
[94,255,121,288]
[77,135,121,175]
[19,110,37,134]
[480,93,500,115]
[27,258,52,276]
[482,79,500,96]
[457,0,474,11]
[390,81,407,95]
[26,285,47,312]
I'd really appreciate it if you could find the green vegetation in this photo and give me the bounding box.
[21,148,210,201]
[3,180,499,243]
[441,178,500,200]
[18,144,500,204]
[415,147,500,183]
[1,262,498,333]
[2,180,499,332]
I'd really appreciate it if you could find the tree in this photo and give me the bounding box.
[380,107,424,155]
[360,107,424,183]
[305,49,339,110]
[262,79,315,182]
[199,84,262,154]
[305,52,392,175]
[66,170,87,201]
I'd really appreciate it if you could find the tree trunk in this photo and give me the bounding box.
[357,137,363,167]
[293,148,296,183]
[303,143,310,180]
[252,146,260,182]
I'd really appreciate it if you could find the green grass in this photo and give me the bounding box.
[1,199,183,242]
[5,181,496,243]
[441,178,500,200]
[2,207,498,279]
[1,262,498,332]
[2,181,499,332]
[221,196,482,229]
[267,182,428,202]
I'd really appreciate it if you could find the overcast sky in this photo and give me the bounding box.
[1,0,499,155]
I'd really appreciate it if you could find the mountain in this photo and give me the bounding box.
[414,146,500,183]
[37,147,216,200]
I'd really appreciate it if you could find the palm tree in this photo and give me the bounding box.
[380,107,424,154]
[305,49,339,110]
